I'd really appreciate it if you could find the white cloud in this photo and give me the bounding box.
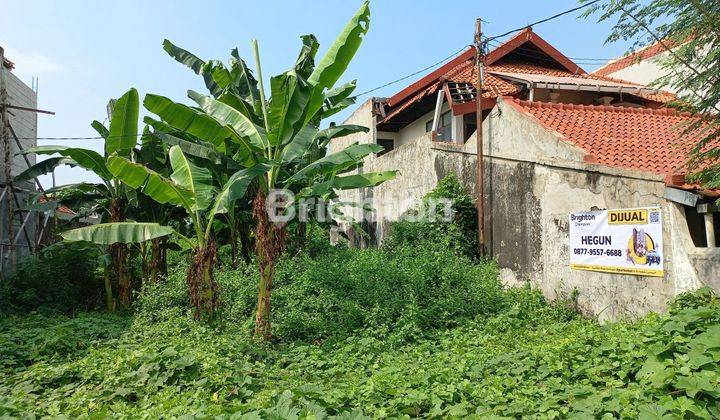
[4,47,63,76]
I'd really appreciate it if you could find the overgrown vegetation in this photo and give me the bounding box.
[2,267,718,417]
[0,242,104,314]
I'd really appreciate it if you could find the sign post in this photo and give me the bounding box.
[569,207,663,277]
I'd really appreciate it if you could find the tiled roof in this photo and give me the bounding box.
[593,40,674,77]
[504,98,704,178]
[378,29,675,126]
[38,196,76,216]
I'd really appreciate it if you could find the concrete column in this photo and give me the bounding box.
[705,213,716,247]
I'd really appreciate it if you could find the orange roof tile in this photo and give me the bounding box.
[593,40,675,77]
[504,98,705,179]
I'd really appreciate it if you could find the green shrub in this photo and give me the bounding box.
[0,242,104,315]
[384,173,479,260]
[136,239,505,344]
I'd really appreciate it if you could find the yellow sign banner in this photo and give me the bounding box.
[607,209,649,225]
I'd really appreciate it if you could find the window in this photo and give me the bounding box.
[436,110,452,142]
[377,138,394,157]
[425,112,452,141]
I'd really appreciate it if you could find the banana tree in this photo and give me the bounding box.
[16,88,142,310]
[153,1,395,338]
[64,145,269,319]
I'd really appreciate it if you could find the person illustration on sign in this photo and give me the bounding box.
[626,228,660,265]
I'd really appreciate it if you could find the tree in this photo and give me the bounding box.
[583,0,720,192]
[16,88,146,310]
[65,1,396,333]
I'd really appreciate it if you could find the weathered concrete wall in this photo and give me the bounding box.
[481,98,719,321]
[336,96,719,321]
[1,66,38,266]
[2,67,37,187]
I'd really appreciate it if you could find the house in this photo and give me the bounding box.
[330,28,720,321]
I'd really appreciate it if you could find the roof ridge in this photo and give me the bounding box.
[509,98,692,117]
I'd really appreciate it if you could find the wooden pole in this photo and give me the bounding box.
[0,47,14,269]
[474,19,486,256]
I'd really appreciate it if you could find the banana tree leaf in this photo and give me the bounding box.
[288,143,382,183]
[299,170,396,197]
[107,88,139,155]
[143,93,230,152]
[153,131,220,164]
[168,146,215,211]
[282,124,319,164]
[294,35,319,79]
[22,146,113,181]
[62,222,174,245]
[209,163,270,217]
[321,80,357,119]
[107,155,191,209]
[315,124,368,148]
[42,182,108,196]
[188,90,267,151]
[163,39,223,98]
[14,156,76,182]
[91,120,109,139]
[306,1,370,122]
[267,71,313,146]
[139,126,167,169]
[204,60,233,91]
[229,48,261,113]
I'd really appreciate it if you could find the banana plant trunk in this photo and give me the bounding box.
[150,237,167,282]
[253,192,286,340]
[239,220,253,265]
[187,241,219,320]
[109,198,131,309]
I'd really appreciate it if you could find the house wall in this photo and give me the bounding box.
[1,65,38,268]
[340,97,719,321]
[601,51,672,92]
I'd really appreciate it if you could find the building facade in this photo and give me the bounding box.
[330,29,720,321]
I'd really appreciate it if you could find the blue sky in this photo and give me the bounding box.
[1,0,631,186]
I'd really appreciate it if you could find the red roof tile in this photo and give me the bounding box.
[378,29,674,127]
[504,98,704,179]
[593,40,675,77]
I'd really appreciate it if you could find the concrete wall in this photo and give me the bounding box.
[602,51,672,92]
[1,65,38,267]
[333,96,719,321]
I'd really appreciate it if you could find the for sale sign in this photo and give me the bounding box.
[569,207,663,277]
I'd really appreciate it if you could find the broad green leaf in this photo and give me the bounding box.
[23,146,113,181]
[62,222,173,245]
[229,48,262,113]
[210,164,270,217]
[153,131,220,164]
[168,145,215,211]
[294,35,319,79]
[107,88,139,155]
[300,170,396,197]
[163,39,205,74]
[315,124,368,148]
[43,182,108,196]
[143,93,230,152]
[188,90,266,150]
[321,80,357,119]
[306,1,369,122]
[268,71,313,147]
[288,142,382,183]
[282,124,319,164]
[163,39,223,97]
[91,120,109,139]
[107,155,191,209]
[14,157,76,182]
